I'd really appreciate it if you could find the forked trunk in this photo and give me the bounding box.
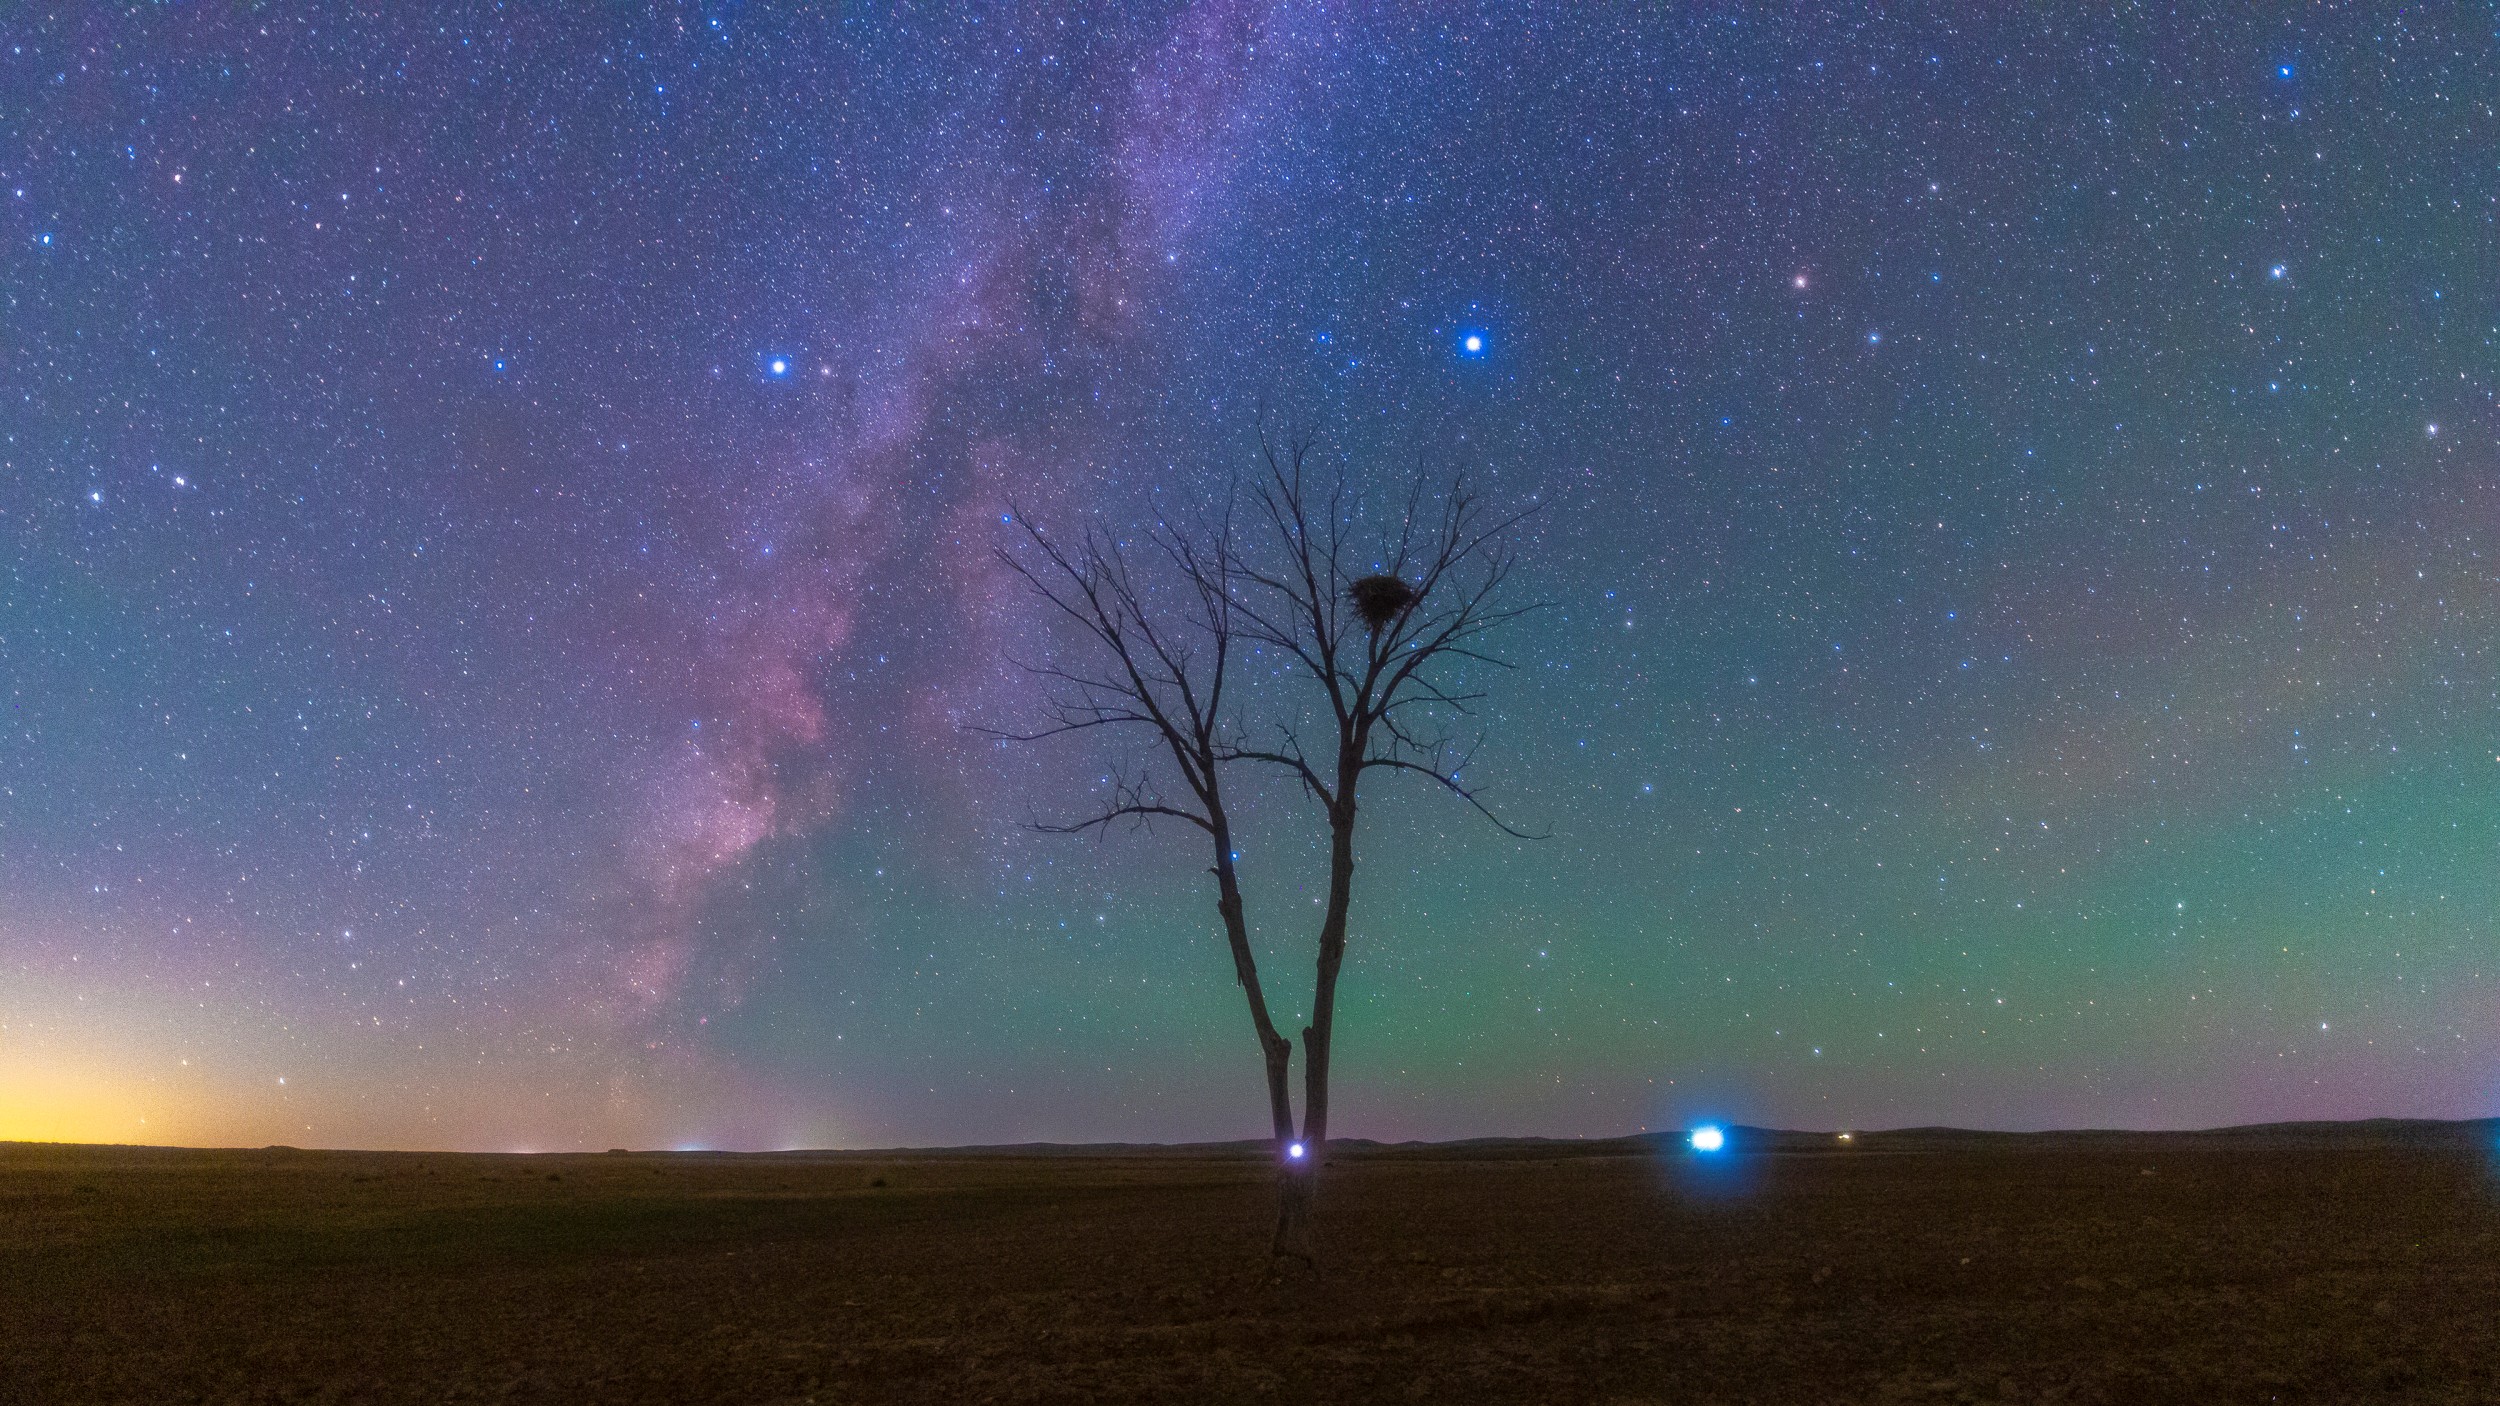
[1271,786,1359,1266]
[1210,821,1315,1263]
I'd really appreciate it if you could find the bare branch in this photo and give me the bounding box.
[1358,755,1547,840]
[1218,737,1336,810]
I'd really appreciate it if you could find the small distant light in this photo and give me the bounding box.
[1792,273,1808,289]
[1690,1125,1726,1153]
[1286,1142,1306,1160]
[1866,330,1882,345]
[2425,423,2438,438]
[1836,1132,1853,1143]
[2277,64,2294,79]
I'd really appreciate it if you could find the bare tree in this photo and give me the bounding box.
[997,433,1536,1263]
[1220,434,1540,1259]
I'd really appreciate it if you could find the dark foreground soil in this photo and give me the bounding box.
[5,1125,2499,1404]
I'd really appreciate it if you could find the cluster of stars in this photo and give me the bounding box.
[0,5,2490,1150]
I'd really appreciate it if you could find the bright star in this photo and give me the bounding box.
[769,357,789,376]
[1792,273,1808,289]
[2269,264,2287,279]
[1690,1125,1726,1152]
[1461,333,1483,354]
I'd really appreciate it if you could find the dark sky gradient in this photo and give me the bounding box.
[5,5,2495,1150]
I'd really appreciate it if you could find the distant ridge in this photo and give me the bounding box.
[6,1116,2491,1159]
[669,1115,2500,1159]
[1781,1116,2500,1146]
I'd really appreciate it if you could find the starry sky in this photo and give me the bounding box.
[5,4,2496,1152]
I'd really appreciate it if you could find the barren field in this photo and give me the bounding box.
[5,1124,2497,1404]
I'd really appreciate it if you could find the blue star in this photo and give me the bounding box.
[768,357,789,377]
[1458,331,1488,358]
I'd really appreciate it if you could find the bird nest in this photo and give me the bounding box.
[1348,575,1417,631]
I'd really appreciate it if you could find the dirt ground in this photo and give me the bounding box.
[5,1125,2497,1404]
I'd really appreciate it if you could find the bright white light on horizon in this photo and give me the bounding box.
[1287,1142,1306,1160]
[1690,1125,1725,1153]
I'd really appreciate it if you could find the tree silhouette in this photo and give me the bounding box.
[998,431,1537,1262]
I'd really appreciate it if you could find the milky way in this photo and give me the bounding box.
[5,5,2495,1150]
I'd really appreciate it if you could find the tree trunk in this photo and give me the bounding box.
[1214,861,1295,1146]
[1302,790,1358,1150]
[1274,784,1359,1265]
[1209,827,1295,1149]
[1209,819,1313,1262]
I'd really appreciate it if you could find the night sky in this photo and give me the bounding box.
[6,5,2496,1152]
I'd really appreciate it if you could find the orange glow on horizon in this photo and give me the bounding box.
[0,1058,166,1145]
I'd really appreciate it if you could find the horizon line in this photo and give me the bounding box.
[9,1112,2496,1158]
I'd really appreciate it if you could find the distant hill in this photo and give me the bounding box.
[677,1116,2500,1161]
[7,1115,2493,1159]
